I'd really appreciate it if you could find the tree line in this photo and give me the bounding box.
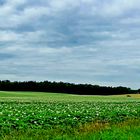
[0,80,138,95]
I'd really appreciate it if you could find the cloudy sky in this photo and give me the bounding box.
[0,0,140,89]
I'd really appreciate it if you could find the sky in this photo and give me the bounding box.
[0,0,140,89]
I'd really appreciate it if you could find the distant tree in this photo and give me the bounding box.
[0,80,137,95]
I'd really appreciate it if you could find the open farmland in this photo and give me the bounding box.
[0,91,140,139]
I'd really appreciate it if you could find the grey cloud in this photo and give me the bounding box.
[0,0,140,88]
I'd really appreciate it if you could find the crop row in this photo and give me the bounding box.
[0,101,140,130]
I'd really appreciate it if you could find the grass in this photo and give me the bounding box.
[75,119,140,140]
[0,91,140,102]
[0,91,140,140]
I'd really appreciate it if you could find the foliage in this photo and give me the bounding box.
[0,80,137,95]
[0,101,140,131]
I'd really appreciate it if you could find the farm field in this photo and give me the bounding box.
[0,91,140,140]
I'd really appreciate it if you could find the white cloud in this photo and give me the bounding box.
[0,31,19,41]
[98,0,140,17]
